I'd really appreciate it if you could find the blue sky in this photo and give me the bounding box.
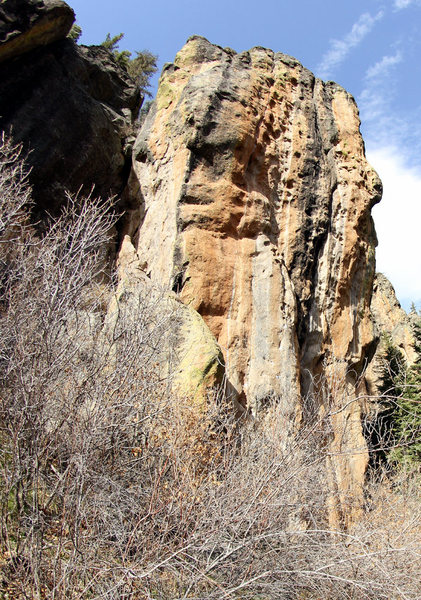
[68,0,421,311]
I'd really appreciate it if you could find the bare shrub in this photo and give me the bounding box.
[0,133,32,241]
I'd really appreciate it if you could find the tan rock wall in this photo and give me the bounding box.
[126,36,383,519]
[108,235,224,403]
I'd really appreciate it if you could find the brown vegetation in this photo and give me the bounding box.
[0,135,419,599]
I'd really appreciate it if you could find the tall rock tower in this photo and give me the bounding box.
[123,36,383,523]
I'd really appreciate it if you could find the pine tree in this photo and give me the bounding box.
[126,50,158,97]
[101,33,132,67]
[379,334,406,398]
[101,33,158,97]
[392,319,421,464]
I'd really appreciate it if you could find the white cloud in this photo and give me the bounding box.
[368,146,421,306]
[394,0,414,10]
[365,52,402,80]
[316,11,384,79]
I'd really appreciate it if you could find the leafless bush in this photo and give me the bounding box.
[0,133,32,241]
[0,135,177,597]
[0,134,419,599]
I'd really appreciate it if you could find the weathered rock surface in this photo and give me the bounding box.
[130,37,381,401]
[0,0,75,63]
[372,273,417,363]
[108,235,224,401]
[366,273,417,394]
[0,1,140,212]
[126,36,382,522]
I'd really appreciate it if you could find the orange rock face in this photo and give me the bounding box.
[127,36,382,520]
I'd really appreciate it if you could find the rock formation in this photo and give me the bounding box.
[371,273,417,363]
[0,0,140,212]
[132,36,381,400]
[366,272,417,394]
[1,0,395,525]
[110,234,224,401]
[125,36,383,523]
[0,0,75,64]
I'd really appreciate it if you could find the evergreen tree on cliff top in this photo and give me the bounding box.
[101,33,158,98]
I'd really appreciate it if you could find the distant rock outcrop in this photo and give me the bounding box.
[0,0,141,212]
[366,272,417,394]
[125,36,382,523]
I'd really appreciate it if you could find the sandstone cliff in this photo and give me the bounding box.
[0,2,390,524]
[131,36,381,403]
[124,36,383,523]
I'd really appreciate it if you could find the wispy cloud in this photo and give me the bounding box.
[365,52,402,79]
[359,52,402,122]
[393,0,421,10]
[358,50,421,170]
[316,11,384,79]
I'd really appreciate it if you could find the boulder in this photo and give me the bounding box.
[0,0,75,63]
[108,235,225,402]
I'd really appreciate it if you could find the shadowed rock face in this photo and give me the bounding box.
[0,0,75,63]
[0,1,140,213]
[128,36,382,522]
